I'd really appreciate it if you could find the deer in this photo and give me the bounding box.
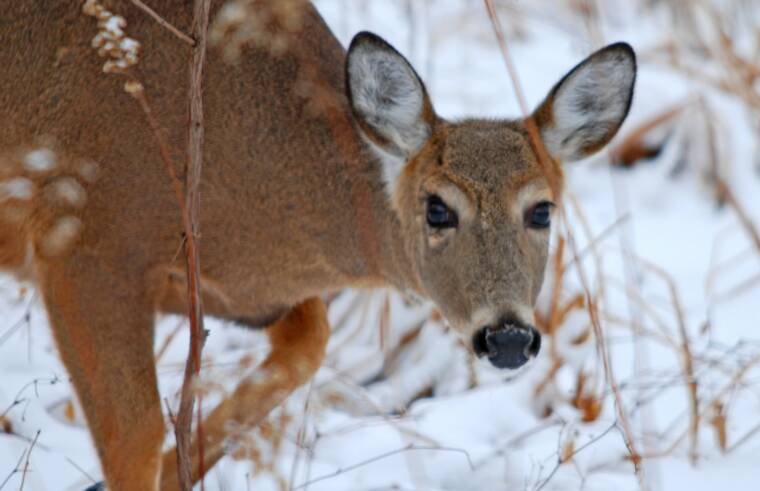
[0,1,636,489]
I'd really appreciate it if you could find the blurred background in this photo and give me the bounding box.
[1,1,759,490]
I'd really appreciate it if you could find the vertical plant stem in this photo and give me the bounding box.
[637,257,699,465]
[18,430,40,491]
[175,1,211,490]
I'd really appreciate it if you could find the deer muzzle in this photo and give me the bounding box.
[472,319,541,369]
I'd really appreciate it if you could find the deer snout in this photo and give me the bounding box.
[472,319,541,369]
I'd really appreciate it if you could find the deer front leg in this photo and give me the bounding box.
[39,258,165,491]
[160,297,330,490]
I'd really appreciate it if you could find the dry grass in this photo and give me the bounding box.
[2,0,759,490]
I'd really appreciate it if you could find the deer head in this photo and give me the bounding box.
[346,32,635,369]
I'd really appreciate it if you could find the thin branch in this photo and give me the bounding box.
[155,318,186,362]
[174,1,212,490]
[125,84,188,218]
[727,420,760,453]
[0,310,31,348]
[711,271,760,304]
[1,376,61,420]
[129,0,196,46]
[534,423,617,491]
[292,444,473,490]
[18,430,40,491]
[562,213,630,271]
[0,450,25,490]
[288,382,315,490]
[717,178,760,255]
[637,257,699,465]
[473,419,563,469]
[124,50,208,491]
[64,456,98,486]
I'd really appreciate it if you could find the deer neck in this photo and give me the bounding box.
[332,153,424,298]
[376,192,424,296]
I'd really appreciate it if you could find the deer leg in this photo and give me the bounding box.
[38,258,164,491]
[160,297,330,490]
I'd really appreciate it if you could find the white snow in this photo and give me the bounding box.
[1,1,759,490]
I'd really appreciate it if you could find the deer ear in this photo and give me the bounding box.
[533,42,636,162]
[346,31,435,189]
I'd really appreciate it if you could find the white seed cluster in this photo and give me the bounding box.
[82,0,140,74]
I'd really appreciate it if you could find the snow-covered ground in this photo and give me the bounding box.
[2,1,759,490]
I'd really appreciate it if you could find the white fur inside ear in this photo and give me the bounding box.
[541,47,635,162]
[347,42,431,191]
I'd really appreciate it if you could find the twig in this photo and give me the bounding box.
[561,214,630,271]
[1,376,61,420]
[125,90,211,488]
[17,430,40,491]
[605,166,653,474]
[174,1,212,489]
[0,311,31,348]
[727,420,760,453]
[0,291,35,348]
[155,318,187,362]
[716,178,760,255]
[0,450,25,490]
[126,86,189,221]
[123,4,210,488]
[292,444,473,490]
[64,456,98,486]
[129,0,196,46]
[473,419,563,469]
[711,271,760,304]
[534,423,617,491]
[708,352,760,413]
[706,239,756,302]
[636,257,699,465]
[288,382,314,490]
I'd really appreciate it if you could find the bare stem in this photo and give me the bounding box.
[637,257,699,465]
[174,1,211,490]
[18,430,40,491]
[717,178,760,255]
[127,84,205,490]
[129,0,196,46]
[293,444,473,490]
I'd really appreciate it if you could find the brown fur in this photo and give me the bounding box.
[0,2,633,489]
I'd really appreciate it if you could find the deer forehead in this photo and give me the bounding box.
[429,122,551,215]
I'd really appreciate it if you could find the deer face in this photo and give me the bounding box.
[346,33,636,369]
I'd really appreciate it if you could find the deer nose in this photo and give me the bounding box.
[472,322,541,369]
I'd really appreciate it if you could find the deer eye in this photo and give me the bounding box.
[426,195,458,229]
[527,201,553,229]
